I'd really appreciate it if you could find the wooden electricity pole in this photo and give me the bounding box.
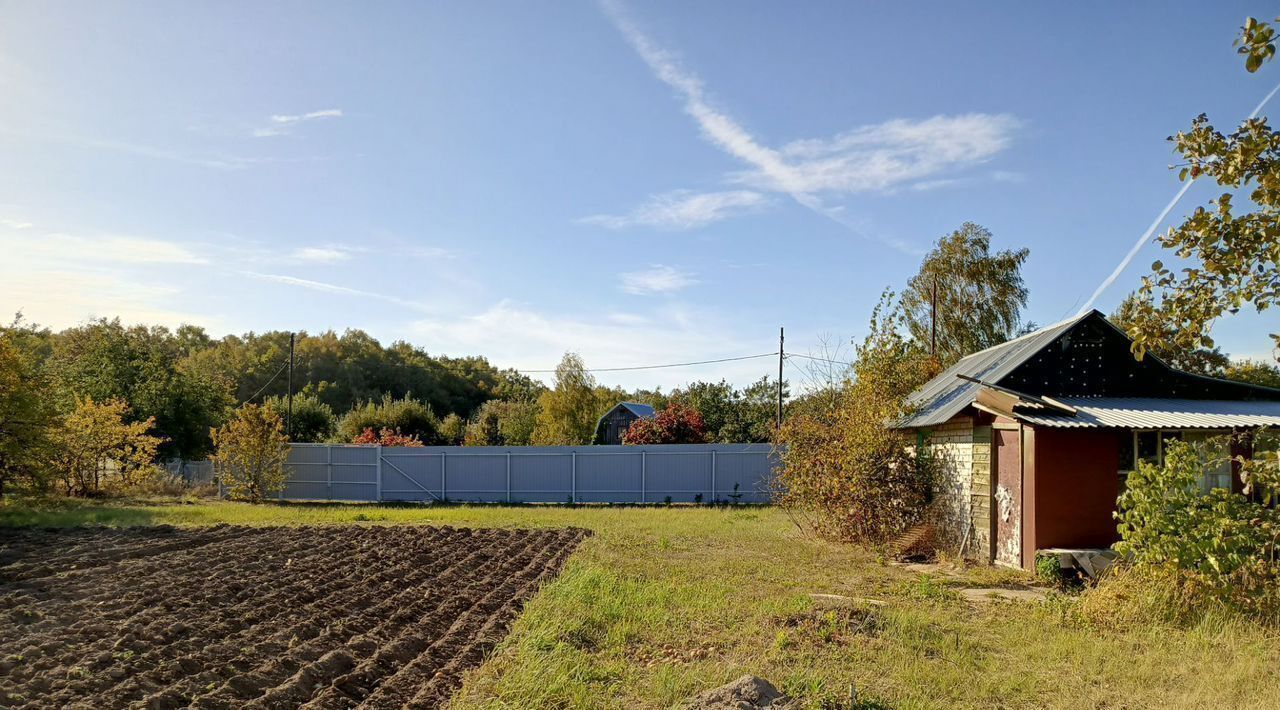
[930,276,938,356]
[777,327,784,428]
[287,332,295,441]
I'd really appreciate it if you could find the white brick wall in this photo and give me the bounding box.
[923,416,976,555]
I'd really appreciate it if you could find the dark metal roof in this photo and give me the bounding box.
[1013,398,1280,429]
[618,402,655,418]
[896,311,1094,428]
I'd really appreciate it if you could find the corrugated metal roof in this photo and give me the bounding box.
[1014,398,1280,429]
[618,402,655,418]
[897,311,1095,428]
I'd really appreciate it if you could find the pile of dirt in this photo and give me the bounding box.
[685,675,795,709]
[0,523,588,708]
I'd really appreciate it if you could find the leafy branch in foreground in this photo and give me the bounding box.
[1128,17,1280,362]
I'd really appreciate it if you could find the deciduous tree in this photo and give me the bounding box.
[464,399,539,445]
[211,404,289,502]
[900,222,1029,366]
[264,394,337,443]
[0,335,54,495]
[532,353,607,445]
[1110,293,1231,375]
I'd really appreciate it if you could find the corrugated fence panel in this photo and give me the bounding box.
[380,448,442,502]
[713,450,776,503]
[277,443,778,504]
[576,451,643,503]
[283,444,333,500]
[510,452,574,503]
[443,452,508,502]
[330,446,378,501]
[643,451,711,503]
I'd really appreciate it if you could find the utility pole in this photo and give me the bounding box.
[930,276,938,356]
[287,332,295,441]
[777,327,784,428]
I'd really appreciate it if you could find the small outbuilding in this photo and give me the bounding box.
[895,309,1280,570]
[594,402,656,445]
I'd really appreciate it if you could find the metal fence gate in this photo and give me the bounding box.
[278,443,776,504]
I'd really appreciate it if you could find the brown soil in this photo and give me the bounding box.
[0,523,588,708]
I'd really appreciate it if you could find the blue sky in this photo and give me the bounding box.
[1,1,1275,389]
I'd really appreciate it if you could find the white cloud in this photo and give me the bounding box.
[272,109,343,124]
[620,264,697,295]
[0,218,32,229]
[579,189,765,230]
[408,246,456,259]
[759,113,1019,194]
[239,271,432,312]
[598,0,1019,251]
[910,178,963,192]
[291,246,354,263]
[6,232,208,265]
[254,108,343,137]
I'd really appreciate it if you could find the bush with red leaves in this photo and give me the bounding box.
[352,427,425,447]
[620,403,708,445]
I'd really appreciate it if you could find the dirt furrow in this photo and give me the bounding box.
[0,524,588,709]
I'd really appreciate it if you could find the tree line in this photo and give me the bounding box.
[0,315,791,495]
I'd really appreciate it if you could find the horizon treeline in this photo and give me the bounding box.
[1,315,786,460]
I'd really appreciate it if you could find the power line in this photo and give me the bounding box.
[519,352,777,374]
[785,352,854,367]
[246,361,290,402]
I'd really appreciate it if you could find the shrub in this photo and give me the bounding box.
[211,404,289,502]
[336,394,441,444]
[352,427,424,447]
[775,293,940,543]
[621,403,708,445]
[46,396,163,496]
[439,413,466,445]
[1084,433,1280,626]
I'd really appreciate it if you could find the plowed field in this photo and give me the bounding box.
[0,524,587,708]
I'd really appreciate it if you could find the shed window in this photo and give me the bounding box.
[1120,429,1234,495]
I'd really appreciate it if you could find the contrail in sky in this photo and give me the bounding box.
[1078,77,1280,314]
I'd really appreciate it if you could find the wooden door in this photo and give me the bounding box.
[994,427,1022,567]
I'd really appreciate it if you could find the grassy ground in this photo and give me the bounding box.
[3,497,1278,709]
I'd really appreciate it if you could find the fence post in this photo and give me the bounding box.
[326,444,333,500]
[375,445,382,502]
[441,450,447,502]
[641,450,646,503]
[711,449,716,504]
[571,451,577,503]
[506,451,512,503]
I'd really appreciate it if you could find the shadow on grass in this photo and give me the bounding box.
[0,496,175,528]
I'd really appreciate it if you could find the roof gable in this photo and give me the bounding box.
[898,310,1280,428]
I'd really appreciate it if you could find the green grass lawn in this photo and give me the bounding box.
[3,497,1277,709]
